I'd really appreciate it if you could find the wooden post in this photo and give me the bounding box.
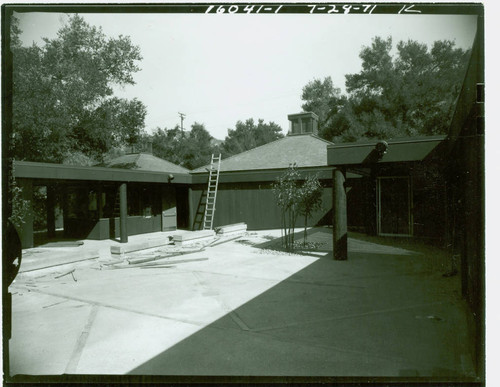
[332,168,347,260]
[188,187,194,231]
[97,184,104,219]
[46,185,56,238]
[119,183,128,243]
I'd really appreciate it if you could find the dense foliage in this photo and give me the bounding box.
[302,37,470,142]
[222,118,283,159]
[149,118,283,169]
[150,123,221,170]
[11,15,146,164]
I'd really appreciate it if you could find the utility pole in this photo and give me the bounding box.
[178,112,186,132]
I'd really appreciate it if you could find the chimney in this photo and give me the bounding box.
[145,140,153,155]
[287,112,319,136]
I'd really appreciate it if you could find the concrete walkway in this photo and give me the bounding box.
[7,228,477,380]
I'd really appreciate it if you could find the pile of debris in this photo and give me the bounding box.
[96,223,248,270]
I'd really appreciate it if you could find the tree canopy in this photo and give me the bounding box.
[11,14,146,164]
[301,36,470,143]
[150,123,220,170]
[149,118,283,169]
[222,118,283,158]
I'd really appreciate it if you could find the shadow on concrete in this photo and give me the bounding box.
[33,230,82,248]
[125,229,474,381]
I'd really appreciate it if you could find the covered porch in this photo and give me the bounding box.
[327,136,448,261]
[13,161,192,248]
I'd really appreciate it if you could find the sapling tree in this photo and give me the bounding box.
[272,163,301,250]
[298,174,323,245]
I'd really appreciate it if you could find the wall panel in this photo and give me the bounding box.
[191,181,332,230]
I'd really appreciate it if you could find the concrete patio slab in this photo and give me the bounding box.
[7,228,477,380]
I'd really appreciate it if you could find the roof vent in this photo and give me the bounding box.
[287,112,319,136]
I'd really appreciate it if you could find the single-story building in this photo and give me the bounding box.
[13,153,191,248]
[190,112,338,231]
[10,114,459,252]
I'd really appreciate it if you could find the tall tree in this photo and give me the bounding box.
[222,118,283,158]
[182,123,221,169]
[11,14,146,164]
[151,122,220,170]
[150,126,184,167]
[301,36,470,143]
[301,76,345,134]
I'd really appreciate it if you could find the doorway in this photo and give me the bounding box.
[377,176,413,236]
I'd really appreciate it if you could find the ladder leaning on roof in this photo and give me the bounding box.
[203,153,221,230]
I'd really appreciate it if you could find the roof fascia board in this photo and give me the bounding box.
[327,137,446,166]
[191,166,335,184]
[326,135,447,150]
[14,161,192,184]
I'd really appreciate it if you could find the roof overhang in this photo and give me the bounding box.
[327,136,447,167]
[14,161,192,184]
[190,166,361,184]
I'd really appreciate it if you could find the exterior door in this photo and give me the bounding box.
[377,176,412,236]
[162,186,177,231]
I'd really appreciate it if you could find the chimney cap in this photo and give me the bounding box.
[287,111,319,120]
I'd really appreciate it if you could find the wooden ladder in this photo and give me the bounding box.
[203,154,221,230]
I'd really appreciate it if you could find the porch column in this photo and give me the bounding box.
[119,183,128,243]
[332,168,347,260]
[188,187,194,231]
[97,184,104,219]
[46,185,56,238]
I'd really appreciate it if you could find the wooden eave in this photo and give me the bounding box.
[13,160,192,184]
[327,136,447,167]
[190,165,362,184]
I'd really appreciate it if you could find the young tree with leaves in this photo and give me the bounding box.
[298,174,323,245]
[273,164,302,250]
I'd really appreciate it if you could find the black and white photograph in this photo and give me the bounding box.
[2,2,486,384]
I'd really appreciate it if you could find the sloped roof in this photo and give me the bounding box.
[192,134,333,173]
[98,153,190,174]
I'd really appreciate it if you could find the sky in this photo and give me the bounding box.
[15,9,477,140]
